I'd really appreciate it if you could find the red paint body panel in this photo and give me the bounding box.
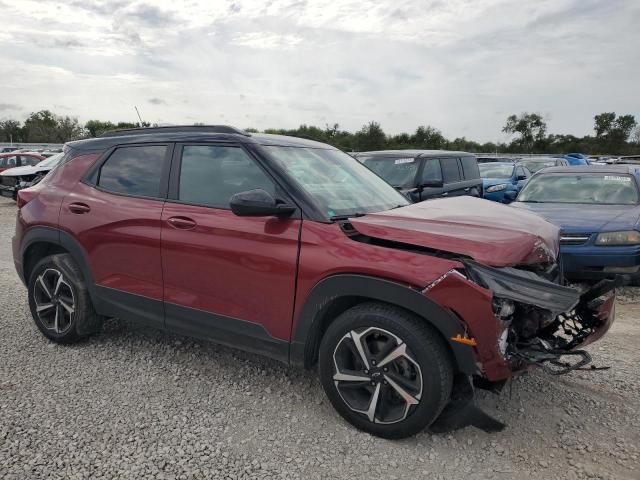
[161,203,300,340]
[59,184,165,299]
[350,197,560,267]
[426,273,512,381]
[292,221,461,338]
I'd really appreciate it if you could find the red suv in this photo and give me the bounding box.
[13,126,618,438]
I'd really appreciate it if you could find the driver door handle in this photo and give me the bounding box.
[441,192,448,197]
[167,216,197,230]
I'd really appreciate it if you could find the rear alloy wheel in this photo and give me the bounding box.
[28,254,102,343]
[319,302,453,439]
[33,268,76,335]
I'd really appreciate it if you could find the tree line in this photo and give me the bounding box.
[1,109,638,155]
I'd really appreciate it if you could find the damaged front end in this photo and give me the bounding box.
[462,259,623,376]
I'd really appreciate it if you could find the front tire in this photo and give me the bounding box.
[319,302,453,439]
[27,253,102,343]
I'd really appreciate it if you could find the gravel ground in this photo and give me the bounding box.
[0,197,638,480]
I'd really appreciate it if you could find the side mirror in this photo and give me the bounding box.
[230,189,296,217]
[421,179,444,188]
[504,190,518,202]
[516,174,527,181]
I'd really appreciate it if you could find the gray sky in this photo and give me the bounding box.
[1,0,638,142]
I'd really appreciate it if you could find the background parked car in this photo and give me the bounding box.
[511,166,640,283]
[560,153,590,166]
[479,162,531,203]
[476,156,520,163]
[354,150,482,202]
[0,152,45,173]
[518,157,570,174]
[0,152,64,200]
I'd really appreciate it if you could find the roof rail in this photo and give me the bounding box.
[99,125,251,138]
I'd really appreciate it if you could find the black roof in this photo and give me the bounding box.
[353,149,472,158]
[66,125,335,152]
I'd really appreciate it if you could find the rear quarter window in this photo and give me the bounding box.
[96,145,167,198]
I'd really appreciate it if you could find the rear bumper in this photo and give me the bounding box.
[561,244,640,280]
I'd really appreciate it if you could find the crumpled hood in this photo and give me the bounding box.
[0,164,48,177]
[511,202,640,233]
[350,197,560,267]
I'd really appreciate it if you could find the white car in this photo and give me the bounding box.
[0,152,64,200]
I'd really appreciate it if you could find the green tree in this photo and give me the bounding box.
[22,110,83,142]
[411,126,446,149]
[502,112,547,152]
[354,121,386,151]
[0,119,24,143]
[594,112,616,138]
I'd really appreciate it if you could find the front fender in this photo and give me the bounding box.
[289,274,479,375]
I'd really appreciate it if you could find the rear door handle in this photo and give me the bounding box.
[68,202,91,214]
[441,192,448,197]
[464,187,470,192]
[167,216,197,230]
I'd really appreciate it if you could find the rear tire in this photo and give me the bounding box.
[27,253,102,343]
[318,302,453,439]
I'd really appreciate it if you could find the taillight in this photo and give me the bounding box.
[16,189,37,208]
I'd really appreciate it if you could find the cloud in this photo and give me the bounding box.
[0,0,637,141]
[0,103,21,111]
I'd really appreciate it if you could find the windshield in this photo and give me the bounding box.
[361,157,419,188]
[261,146,409,218]
[518,174,639,205]
[479,163,514,178]
[519,160,557,173]
[37,152,64,167]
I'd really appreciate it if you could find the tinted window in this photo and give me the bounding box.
[98,145,166,197]
[518,174,639,205]
[516,166,529,178]
[363,157,419,188]
[440,158,460,183]
[421,158,443,183]
[460,156,479,180]
[178,145,275,208]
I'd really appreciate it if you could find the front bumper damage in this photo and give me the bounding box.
[425,260,622,433]
[462,259,622,376]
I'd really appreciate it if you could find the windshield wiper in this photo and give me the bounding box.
[329,212,368,222]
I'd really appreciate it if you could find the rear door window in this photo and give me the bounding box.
[97,145,167,198]
[420,158,443,183]
[460,156,480,180]
[440,157,461,183]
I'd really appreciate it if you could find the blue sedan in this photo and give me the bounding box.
[479,162,531,203]
[511,166,640,282]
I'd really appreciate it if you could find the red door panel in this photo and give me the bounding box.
[59,182,165,300]
[161,203,301,341]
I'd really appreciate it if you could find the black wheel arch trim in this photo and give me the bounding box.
[290,274,479,375]
[20,226,96,295]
